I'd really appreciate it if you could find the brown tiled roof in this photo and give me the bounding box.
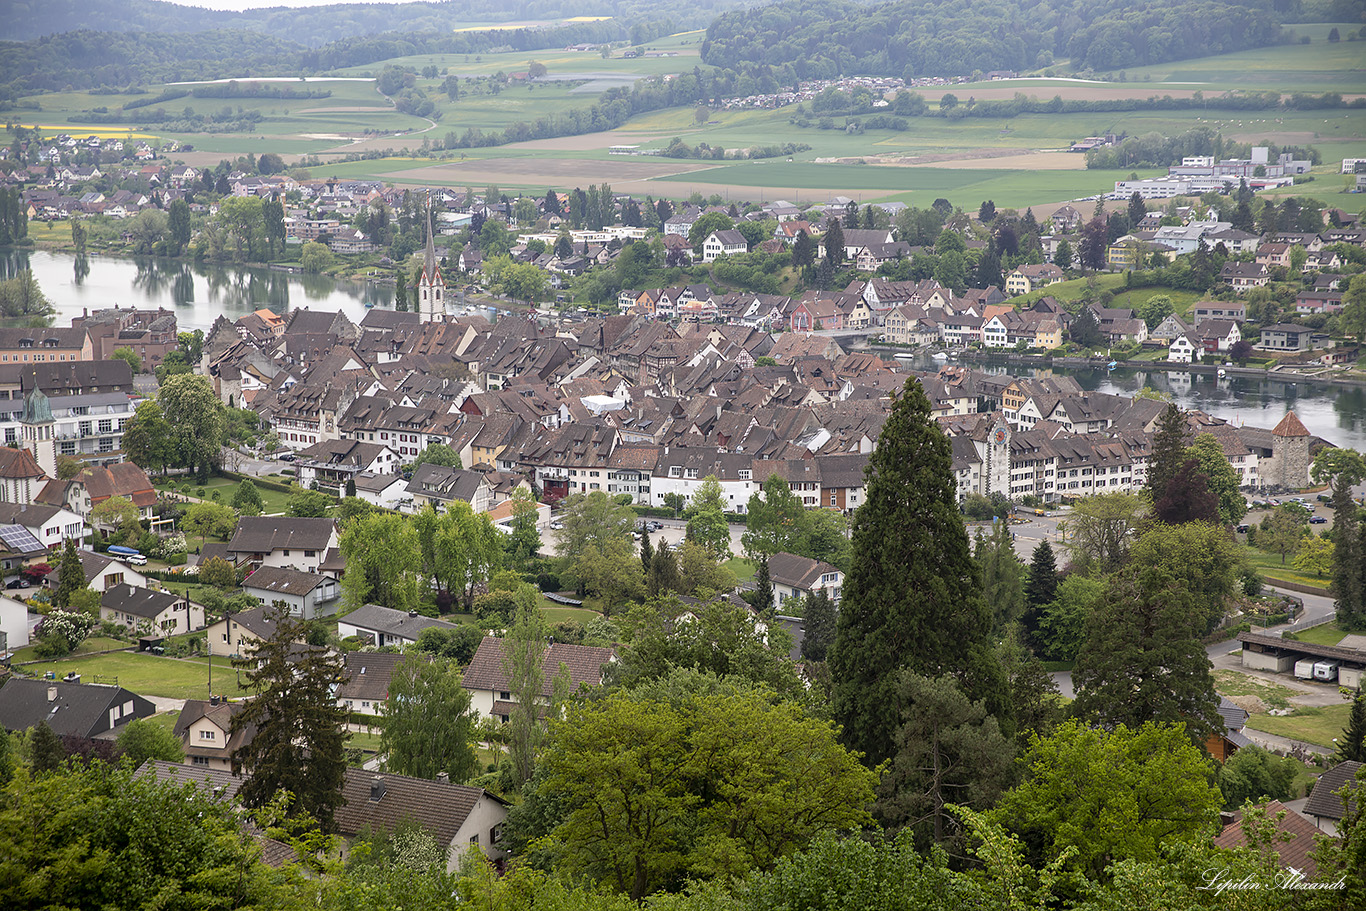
[1272,411,1311,438]
[0,446,46,480]
[1213,800,1327,877]
[71,462,157,508]
[462,636,614,697]
[334,768,501,844]
[173,698,255,758]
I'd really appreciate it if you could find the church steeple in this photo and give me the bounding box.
[21,383,56,479]
[418,192,446,323]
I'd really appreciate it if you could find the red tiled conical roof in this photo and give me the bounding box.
[1271,411,1310,438]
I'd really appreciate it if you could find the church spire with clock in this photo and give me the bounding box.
[417,193,446,323]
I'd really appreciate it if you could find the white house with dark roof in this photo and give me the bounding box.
[336,650,412,717]
[241,565,339,620]
[0,677,156,739]
[765,551,843,609]
[100,583,205,635]
[0,501,83,551]
[225,516,340,575]
[702,229,748,263]
[337,603,460,648]
[335,768,509,868]
[403,463,493,514]
[462,636,614,721]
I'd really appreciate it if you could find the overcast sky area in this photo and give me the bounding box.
[160,0,420,10]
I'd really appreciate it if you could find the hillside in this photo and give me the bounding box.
[3,0,766,45]
[701,0,1290,78]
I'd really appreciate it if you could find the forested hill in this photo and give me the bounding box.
[701,0,1288,78]
[5,0,765,45]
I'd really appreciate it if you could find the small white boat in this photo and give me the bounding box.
[932,351,949,361]
[1217,368,1227,378]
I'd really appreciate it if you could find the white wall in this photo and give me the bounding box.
[0,595,31,652]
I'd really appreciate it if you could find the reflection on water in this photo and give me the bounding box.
[9,249,391,331]
[898,351,1366,450]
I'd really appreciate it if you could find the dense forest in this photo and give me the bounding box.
[3,0,761,45]
[701,0,1292,78]
[0,20,662,96]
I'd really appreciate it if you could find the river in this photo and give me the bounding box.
[3,249,394,334]
[895,352,1366,451]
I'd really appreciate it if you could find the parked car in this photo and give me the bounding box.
[646,520,663,531]
[549,521,563,530]
[1310,515,1328,524]
[279,452,296,462]
[5,578,29,589]
[1236,524,1250,534]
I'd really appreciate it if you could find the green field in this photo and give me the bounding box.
[1246,702,1354,749]
[16,652,251,700]
[1243,548,1332,592]
[1124,23,1366,93]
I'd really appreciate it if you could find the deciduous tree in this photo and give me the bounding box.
[159,374,225,481]
[115,717,185,766]
[381,655,480,783]
[990,720,1222,878]
[1062,491,1146,574]
[535,672,877,900]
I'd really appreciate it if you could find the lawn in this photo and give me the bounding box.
[1213,668,1297,711]
[9,636,127,665]
[146,710,181,734]
[1241,548,1332,592]
[723,556,756,581]
[15,652,251,701]
[155,476,298,515]
[541,603,602,626]
[1286,623,1348,648]
[1246,703,1354,749]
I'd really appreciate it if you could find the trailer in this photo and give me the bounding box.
[1294,659,1317,680]
[1313,661,1340,683]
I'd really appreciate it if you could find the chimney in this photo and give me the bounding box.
[370,776,386,802]
[47,686,58,703]
[408,610,418,617]
[436,771,449,783]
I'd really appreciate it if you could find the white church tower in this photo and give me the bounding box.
[417,195,446,323]
[21,384,57,480]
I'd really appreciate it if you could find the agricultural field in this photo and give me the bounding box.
[17,23,1366,212]
[1123,23,1366,94]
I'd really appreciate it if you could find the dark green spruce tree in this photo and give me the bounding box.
[801,588,835,662]
[53,537,85,609]
[1333,478,1363,628]
[830,377,1012,767]
[1337,689,1366,762]
[1022,538,1058,646]
[231,606,350,832]
[751,557,774,618]
[640,530,654,578]
[1145,402,1187,503]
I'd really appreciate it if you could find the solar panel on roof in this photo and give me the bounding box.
[0,524,43,553]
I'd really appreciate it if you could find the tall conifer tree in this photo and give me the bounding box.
[1146,403,1187,503]
[831,378,1011,767]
